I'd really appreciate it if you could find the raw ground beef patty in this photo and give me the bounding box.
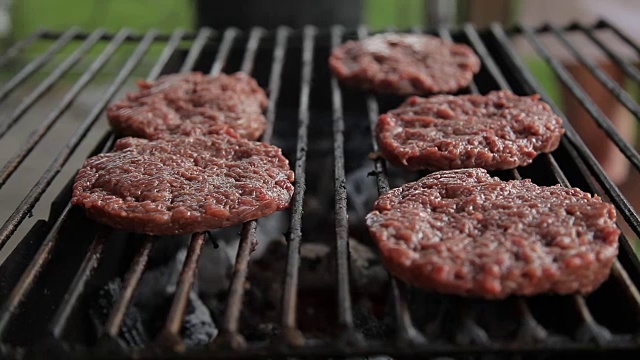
[376,90,564,171]
[107,72,268,140]
[366,169,620,299]
[329,33,480,95]
[72,131,294,235]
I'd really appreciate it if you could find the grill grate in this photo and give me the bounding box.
[0,21,638,358]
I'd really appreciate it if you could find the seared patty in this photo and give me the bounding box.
[107,72,268,140]
[366,169,619,299]
[72,132,294,235]
[329,33,480,95]
[376,90,564,171]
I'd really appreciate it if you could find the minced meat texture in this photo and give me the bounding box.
[366,169,620,299]
[329,33,481,95]
[72,131,294,235]
[107,72,268,140]
[376,90,564,171]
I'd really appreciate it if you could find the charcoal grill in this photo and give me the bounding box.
[0,20,639,358]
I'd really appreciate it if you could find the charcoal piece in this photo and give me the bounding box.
[179,293,218,347]
[89,279,149,349]
[91,242,222,349]
[349,238,389,294]
[197,240,233,302]
[208,210,289,259]
[353,305,389,340]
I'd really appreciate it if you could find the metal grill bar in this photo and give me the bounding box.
[0,29,106,140]
[522,25,640,174]
[280,25,316,347]
[549,23,640,118]
[148,29,188,80]
[577,23,640,84]
[217,221,256,349]
[0,29,131,189]
[491,24,640,240]
[240,28,265,74]
[214,27,289,350]
[0,29,45,68]
[598,19,640,55]
[157,232,206,352]
[329,25,358,343]
[49,228,107,339]
[519,24,640,173]
[0,29,158,250]
[210,28,238,75]
[104,236,154,338]
[0,27,80,103]
[179,28,213,73]
[357,25,424,346]
[262,27,289,144]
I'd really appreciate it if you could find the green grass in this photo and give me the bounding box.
[12,0,192,37]
[366,0,425,30]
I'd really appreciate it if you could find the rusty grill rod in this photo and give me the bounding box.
[104,236,154,338]
[0,29,46,68]
[50,228,108,339]
[0,29,158,251]
[329,25,359,343]
[262,27,290,145]
[357,25,425,346]
[0,27,80,103]
[0,28,131,190]
[156,233,206,352]
[214,27,290,350]
[280,25,316,347]
[0,28,106,140]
